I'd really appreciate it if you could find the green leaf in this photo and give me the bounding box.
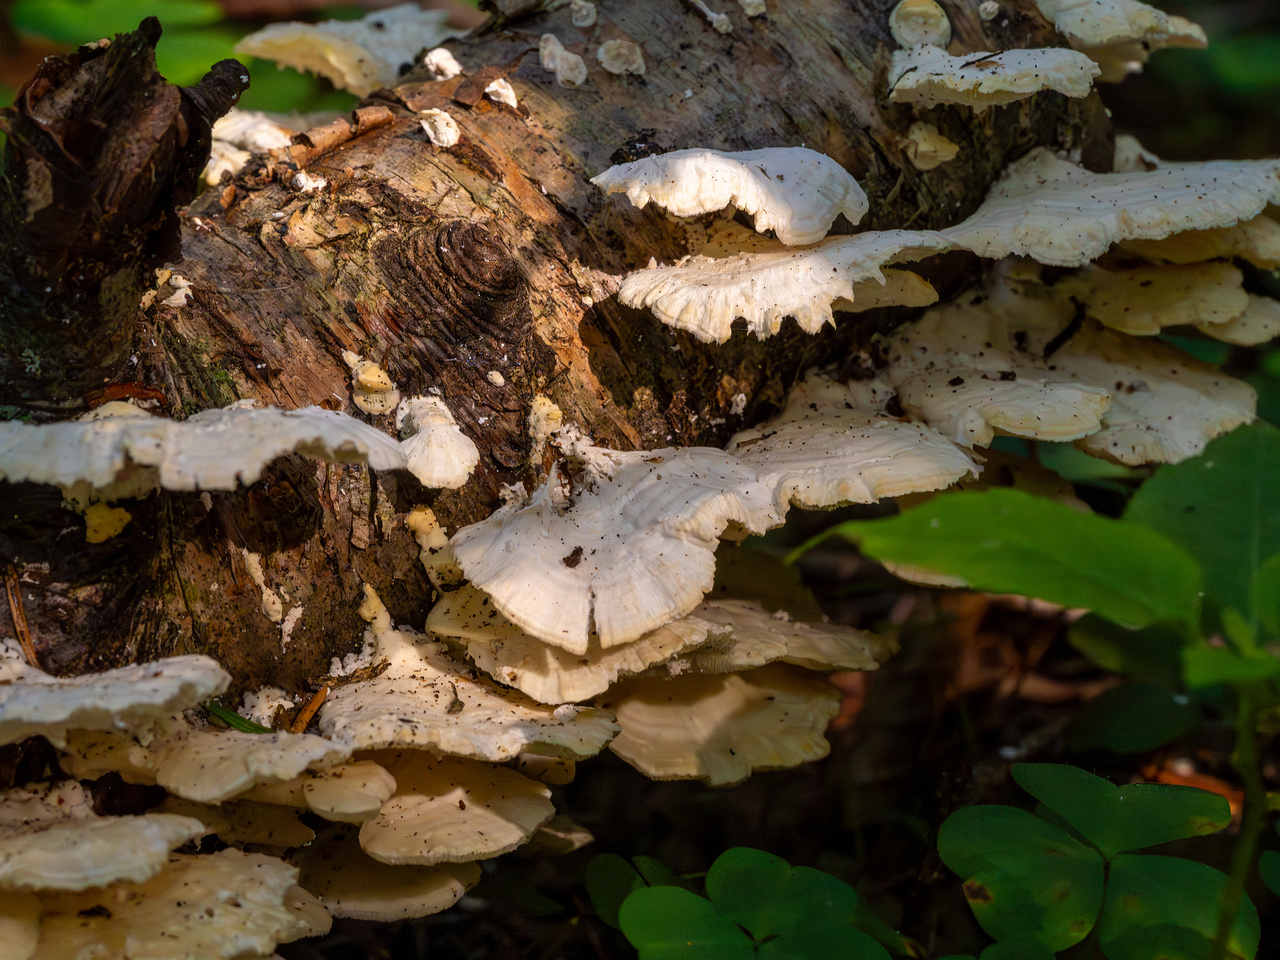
[1063,684,1200,755]
[791,489,1201,631]
[205,702,272,733]
[619,886,755,960]
[705,847,857,939]
[980,938,1057,960]
[585,854,645,929]
[937,805,1104,951]
[1038,441,1139,483]
[1181,645,1280,689]
[1068,616,1184,684]
[1101,924,1213,960]
[11,0,223,43]
[632,856,679,888]
[1098,855,1260,960]
[153,27,243,86]
[1250,553,1280,638]
[757,922,891,960]
[1012,764,1231,860]
[1126,422,1280,627]
[1259,851,1280,897]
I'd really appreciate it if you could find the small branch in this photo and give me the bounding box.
[289,685,329,733]
[3,564,39,668]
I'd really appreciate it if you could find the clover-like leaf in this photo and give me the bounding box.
[586,854,646,929]
[619,885,755,960]
[1012,764,1231,860]
[706,847,859,940]
[756,922,891,960]
[938,805,1104,951]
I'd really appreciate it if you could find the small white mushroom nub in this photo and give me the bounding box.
[570,0,598,27]
[342,350,401,415]
[692,0,733,33]
[419,109,460,148]
[592,146,868,246]
[395,396,479,490]
[539,34,589,87]
[484,78,518,108]
[423,46,463,80]
[889,0,952,48]
[904,121,960,171]
[597,39,646,76]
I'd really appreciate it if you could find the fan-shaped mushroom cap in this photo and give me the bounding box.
[1035,0,1206,79]
[833,269,939,313]
[302,761,398,823]
[32,850,323,958]
[428,585,730,704]
[1054,261,1249,336]
[419,108,461,148]
[903,121,960,171]
[157,797,316,848]
[592,147,868,246]
[942,148,1280,267]
[153,726,350,804]
[618,230,951,343]
[58,730,157,784]
[539,34,589,87]
[889,0,952,48]
[451,444,782,652]
[726,372,981,510]
[0,404,406,498]
[0,655,229,747]
[0,782,95,831]
[234,4,457,96]
[395,396,479,489]
[888,46,1100,110]
[1118,214,1280,271]
[571,0,598,27]
[885,294,1114,447]
[295,825,480,921]
[356,750,554,864]
[684,599,894,673]
[0,813,205,892]
[596,664,841,786]
[521,813,595,856]
[317,587,619,760]
[1195,295,1280,347]
[407,506,464,587]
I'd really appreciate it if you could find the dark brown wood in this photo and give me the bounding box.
[0,1,1112,695]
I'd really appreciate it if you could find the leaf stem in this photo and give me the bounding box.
[1209,687,1265,960]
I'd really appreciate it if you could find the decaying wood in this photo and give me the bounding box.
[0,1,1111,694]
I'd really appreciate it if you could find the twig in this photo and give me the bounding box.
[289,685,329,733]
[4,564,39,668]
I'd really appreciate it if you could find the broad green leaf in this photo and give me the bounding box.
[1101,924,1212,960]
[619,886,754,960]
[1068,616,1184,684]
[980,938,1056,960]
[1012,764,1230,860]
[1181,645,1280,689]
[793,489,1201,631]
[1126,422,1280,626]
[1064,684,1199,755]
[12,0,223,43]
[153,27,244,86]
[757,922,890,960]
[1098,855,1260,960]
[1250,553,1280,638]
[1259,851,1280,897]
[706,848,857,939]
[937,805,1104,951]
[585,854,644,929]
[632,855,679,888]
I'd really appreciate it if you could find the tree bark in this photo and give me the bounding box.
[0,0,1111,696]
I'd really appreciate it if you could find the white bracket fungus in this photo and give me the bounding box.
[617,229,952,343]
[358,750,554,865]
[1194,296,1280,347]
[0,655,229,747]
[33,849,325,959]
[158,796,317,848]
[1034,0,1206,81]
[341,350,401,415]
[595,663,842,786]
[889,0,952,48]
[423,46,464,80]
[943,148,1280,267]
[407,506,464,587]
[0,403,407,501]
[888,45,1101,110]
[295,825,480,921]
[597,39,646,76]
[726,372,981,510]
[539,34,589,87]
[395,395,480,489]
[419,108,461,148]
[450,442,782,652]
[484,78,519,108]
[316,587,620,760]
[234,4,459,96]
[591,147,869,247]
[1118,213,1280,271]
[427,584,732,703]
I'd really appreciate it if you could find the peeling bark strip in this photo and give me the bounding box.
[0,18,247,408]
[0,2,1108,690]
